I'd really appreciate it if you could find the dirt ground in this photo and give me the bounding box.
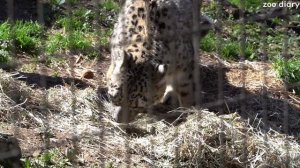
[1,50,299,167]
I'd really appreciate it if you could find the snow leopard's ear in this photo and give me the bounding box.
[199,15,213,37]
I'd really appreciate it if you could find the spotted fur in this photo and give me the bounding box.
[107,0,212,123]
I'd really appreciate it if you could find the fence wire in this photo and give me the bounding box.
[282,7,291,167]
[0,0,299,167]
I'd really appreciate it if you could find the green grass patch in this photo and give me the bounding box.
[99,0,120,12]
[221,40,240,59]
[99,28,113,48]
[48,3,117,57]
[273,58,300,93]
[66,31,93,52]
[47,1,119,58]
[98,0,120,28]
[14,21,43,53]
[0,49,10,64]
[221,41,255,60]
[0,50,10,64]
[68,0,79,5]
[0,22,12,42]
[46,31,94,55]
[24,148,72,168]
[204,20,298,61]
[46,32,65,54]
[48,7,98,57]
[202,1,218,19]
[0,21,43,61]
[200,31,257,60]
[0,22,12,63]
[200,32,217,52]
[56,8,93,32]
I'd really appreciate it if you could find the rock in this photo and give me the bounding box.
[82,70,94,79]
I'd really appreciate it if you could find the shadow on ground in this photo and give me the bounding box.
[100,64,300,138]
[12,71,90,89]
[198,65,300,137]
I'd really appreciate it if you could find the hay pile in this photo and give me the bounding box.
[0,69,300,167]
[99,108,300,167]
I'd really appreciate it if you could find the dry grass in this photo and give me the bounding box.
[0,67,300,167]
[99,106,300,167]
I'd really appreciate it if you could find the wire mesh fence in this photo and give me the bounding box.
[0,0,300,167]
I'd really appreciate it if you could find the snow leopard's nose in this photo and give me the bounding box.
[111,105,138,123]
[111,106,129,123]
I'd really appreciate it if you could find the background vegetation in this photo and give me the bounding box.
[0,0,119,64]
[200,0,300,93]
[1,0,299,93]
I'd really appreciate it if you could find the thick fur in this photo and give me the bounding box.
[107,0,212,123]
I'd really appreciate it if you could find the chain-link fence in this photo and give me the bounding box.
[0,0,300,167]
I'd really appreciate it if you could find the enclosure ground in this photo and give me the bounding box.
[1,52,300,167]
[0,0,300,167]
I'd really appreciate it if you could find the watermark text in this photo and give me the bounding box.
[263,1,300,9]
